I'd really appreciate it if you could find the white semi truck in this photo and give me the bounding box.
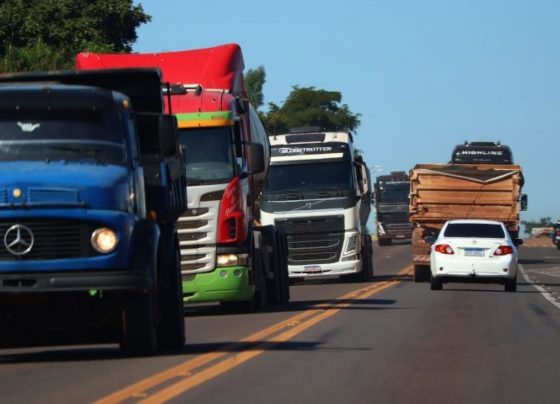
[260,128,373,281]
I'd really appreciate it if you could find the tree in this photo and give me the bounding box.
[263,86,361,135]
[244,65,266,111]
[522,217,553,235]
[0,0,151,72]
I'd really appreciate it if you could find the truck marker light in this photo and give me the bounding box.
[434,244,454,255]
[91,228,118,254]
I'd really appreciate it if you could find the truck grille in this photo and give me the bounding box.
[177,205,218,274]
[0,220,91,260]
[275,216,345,265]
[286,233,343,264]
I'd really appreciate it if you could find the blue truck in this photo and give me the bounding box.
[0,69,187,355]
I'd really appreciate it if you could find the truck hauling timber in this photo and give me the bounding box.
[409,142,527,282]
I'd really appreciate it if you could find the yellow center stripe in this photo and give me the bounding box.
[95,266,412,403]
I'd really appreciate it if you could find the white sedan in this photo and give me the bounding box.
[429,219,521,292]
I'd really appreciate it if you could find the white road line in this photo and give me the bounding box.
[519,264,560,310]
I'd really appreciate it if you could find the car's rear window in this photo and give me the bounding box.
[444,223,505,238]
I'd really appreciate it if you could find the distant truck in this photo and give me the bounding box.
[260,128,373,282]
[76,44,290,310]
[409,141,527,282]
[374,171,413,246]
[0,69,187,355]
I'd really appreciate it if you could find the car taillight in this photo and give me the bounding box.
[217,177,247,244]
[556,230,560,236]
[494,245,513,256]
[434,244,454,255]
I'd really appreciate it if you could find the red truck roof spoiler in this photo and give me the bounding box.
[76,43,245,96]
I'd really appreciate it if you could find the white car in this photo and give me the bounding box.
[429,219,522,292]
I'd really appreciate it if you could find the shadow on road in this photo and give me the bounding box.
[0,345,123,363]
[186,296,401,317]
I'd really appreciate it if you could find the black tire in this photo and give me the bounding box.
[378,238,391,247]
[505,274,517,292]
[413,265,430,283]
[430,277,442,290]
[274,227,290,304]
[264,230,280,305]
[360,235,374,281]
[157,234,186,351]
[121,290,158,356]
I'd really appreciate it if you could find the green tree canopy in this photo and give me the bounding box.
[264,86,361,135]
[244,65,266,111]
[0,0,151,72]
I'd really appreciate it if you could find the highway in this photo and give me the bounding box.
[1,243,559,403]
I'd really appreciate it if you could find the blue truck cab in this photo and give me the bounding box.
[0,69,186,355]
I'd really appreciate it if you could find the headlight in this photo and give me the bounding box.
[91,228,118,253]
[344,235,358,255]
[217,253,248,267]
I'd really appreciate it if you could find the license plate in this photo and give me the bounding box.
[303,265,322,273]
[464,248,484,257]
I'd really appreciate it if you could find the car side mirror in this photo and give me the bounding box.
[513,238,524,246]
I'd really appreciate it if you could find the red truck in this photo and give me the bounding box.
[76,44,289,310]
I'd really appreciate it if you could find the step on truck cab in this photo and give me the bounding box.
[76,44,290,310]
[260,128,374,281]
[0,69,187,355]
[409,141,527,282]
[374,171,413,246]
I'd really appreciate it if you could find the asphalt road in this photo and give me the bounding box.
[1,244,559,404]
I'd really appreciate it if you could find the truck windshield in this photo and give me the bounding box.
[378,184,409,202]
[265,161,354,194]
[178,127,235,185]
[0,110,126,165]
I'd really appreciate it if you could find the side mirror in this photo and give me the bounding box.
[520,194,528,211]
[513,238,524,246]
[159,115,178,157]
[248,143,265,174]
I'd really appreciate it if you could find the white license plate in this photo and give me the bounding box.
[303,265,322,273]
[464,248,484,257]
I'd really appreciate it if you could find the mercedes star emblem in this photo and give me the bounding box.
[4,224,34,256]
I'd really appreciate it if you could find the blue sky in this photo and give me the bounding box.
[133,0,559,227]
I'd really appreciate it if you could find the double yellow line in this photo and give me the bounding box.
[96,267,410,403]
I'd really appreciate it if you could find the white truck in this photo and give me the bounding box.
[260,128,373,281]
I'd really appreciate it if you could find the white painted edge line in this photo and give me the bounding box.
[519,264,560,310]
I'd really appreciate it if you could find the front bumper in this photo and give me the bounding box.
[182,265,253,303]
[0,270,153,293]
[288,259,362,278]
